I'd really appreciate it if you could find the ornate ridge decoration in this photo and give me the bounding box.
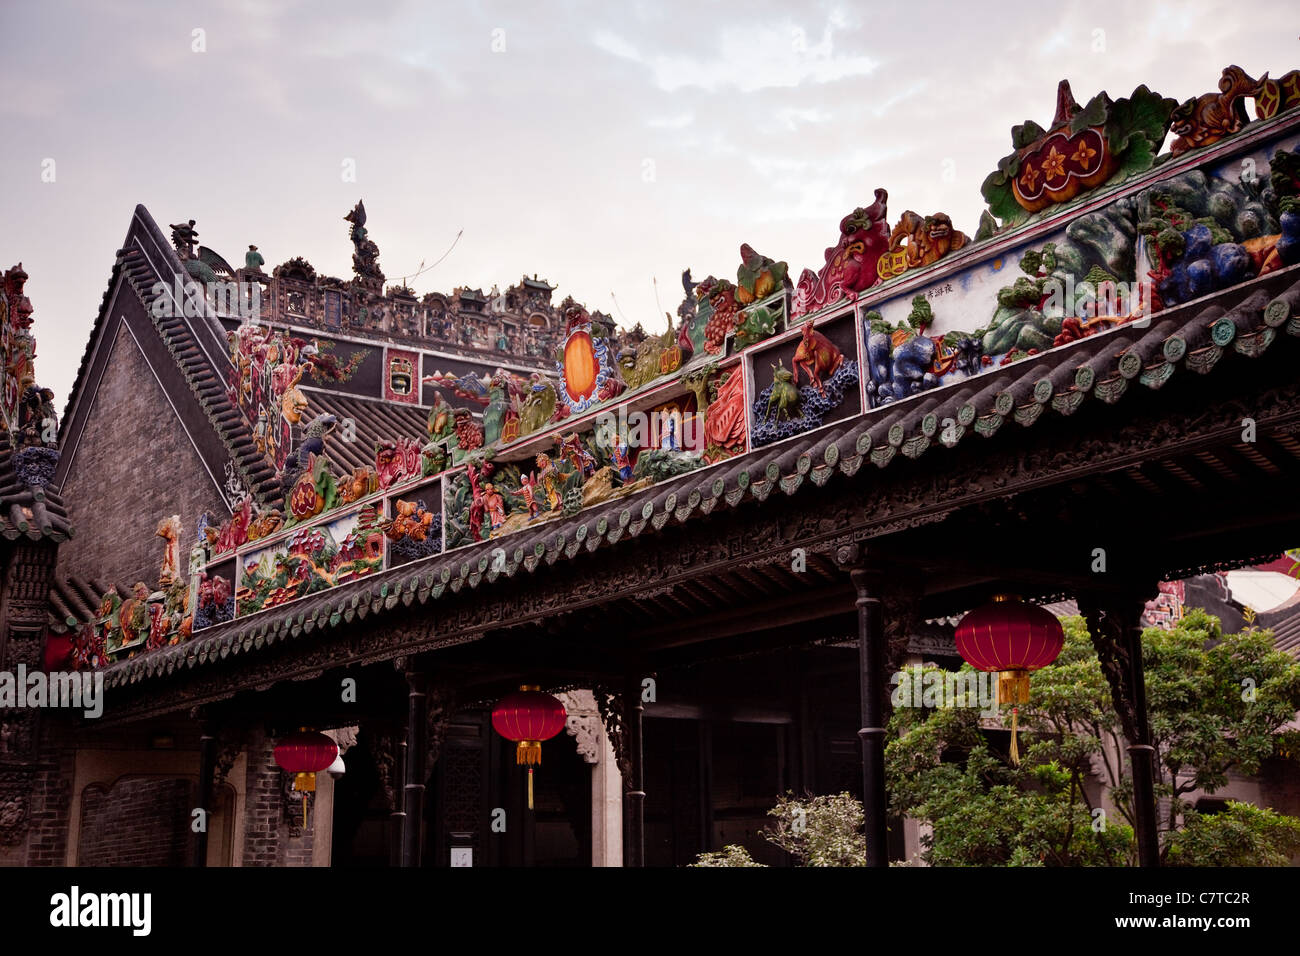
[1170,65,1300,156]
[877,210,970,281]
[344,200,384,294]
[68,66,1300,698]
[1,265,60,484]
[91,303,1300,723]
[792,189,891,318]
[556,304,624,415]
[981,79,1177,228]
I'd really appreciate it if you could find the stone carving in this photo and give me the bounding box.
[326,726,359,755]
[0,788,28,845]
[426,684,457,770]
[559,690,602,764]
[594,685,631,784]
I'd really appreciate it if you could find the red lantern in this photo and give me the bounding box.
[492,685,566,809]
[954,594,1064,764]
[273,729,338,827]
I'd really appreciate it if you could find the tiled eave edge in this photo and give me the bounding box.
[101,264,1300,689]
[116,249,281,507]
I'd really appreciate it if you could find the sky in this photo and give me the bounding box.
[1,0,1297,409]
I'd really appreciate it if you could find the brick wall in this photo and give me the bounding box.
[242,729,314,866]
[22,720,75,866]
[55,323,226,588]
[77,775,194,866]
[0,718,74,867]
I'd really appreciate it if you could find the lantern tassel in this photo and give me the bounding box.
[528,767,534,810]
[1010,706,1020,766]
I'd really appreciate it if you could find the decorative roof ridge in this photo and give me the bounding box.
[98,267,1300,687]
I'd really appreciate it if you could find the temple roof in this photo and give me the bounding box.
[57,205,280,507]
[97,266,1300,688]
[297,391,427,474]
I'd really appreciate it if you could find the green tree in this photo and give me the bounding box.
[688,792,866,867]
[885,610,1300,866]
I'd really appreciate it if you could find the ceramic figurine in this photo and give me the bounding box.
[518,373,558,436]
[792,190,892,318]
[484,483,506,531]
[765,361,800,422]
[518,471,542,518]
[982,80,1175,226]
[155,514,182,587]
[610,436,634,482]
[792,320,844,397]
[704,369,746,461]
[879,210,970,279]
[1170,65,1258,157]
[386,499,435,542]
[735,244,789,305]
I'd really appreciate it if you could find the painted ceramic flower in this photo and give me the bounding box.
[1070,139,1097,168]
[1040,146,1067,181]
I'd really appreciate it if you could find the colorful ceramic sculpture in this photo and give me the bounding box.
[981,81,1175,226]
[792,190,891,318]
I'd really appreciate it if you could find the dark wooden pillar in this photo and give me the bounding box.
[1116,593,1160,868]
[848,564,889,868]
[381,730,405,868]
[400,671,427,867]
[1079,587,1160,867]
[698,720,714,854]
[624,673,646,867]
[192,720,216,867]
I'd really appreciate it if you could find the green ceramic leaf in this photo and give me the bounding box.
[1105,84,1177,165]
[1011,119,1047,149]
[1068,93,1110,134]
[980,168,1026,226]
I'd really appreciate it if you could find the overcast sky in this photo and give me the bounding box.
[1,0,1297,408]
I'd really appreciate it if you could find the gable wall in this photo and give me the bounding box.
[54,320,227,589]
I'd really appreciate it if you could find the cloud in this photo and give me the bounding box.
[592,17,878,93]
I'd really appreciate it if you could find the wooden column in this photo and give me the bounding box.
[387,732,406,868]
[1078,587,1160,867]
[698,720,714,856]
[849,564,889,868]
[1118,595,1160,868]
[624,674,646,867]
[400,671,427,867]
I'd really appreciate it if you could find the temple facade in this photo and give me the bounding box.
[3,62,1300,867]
